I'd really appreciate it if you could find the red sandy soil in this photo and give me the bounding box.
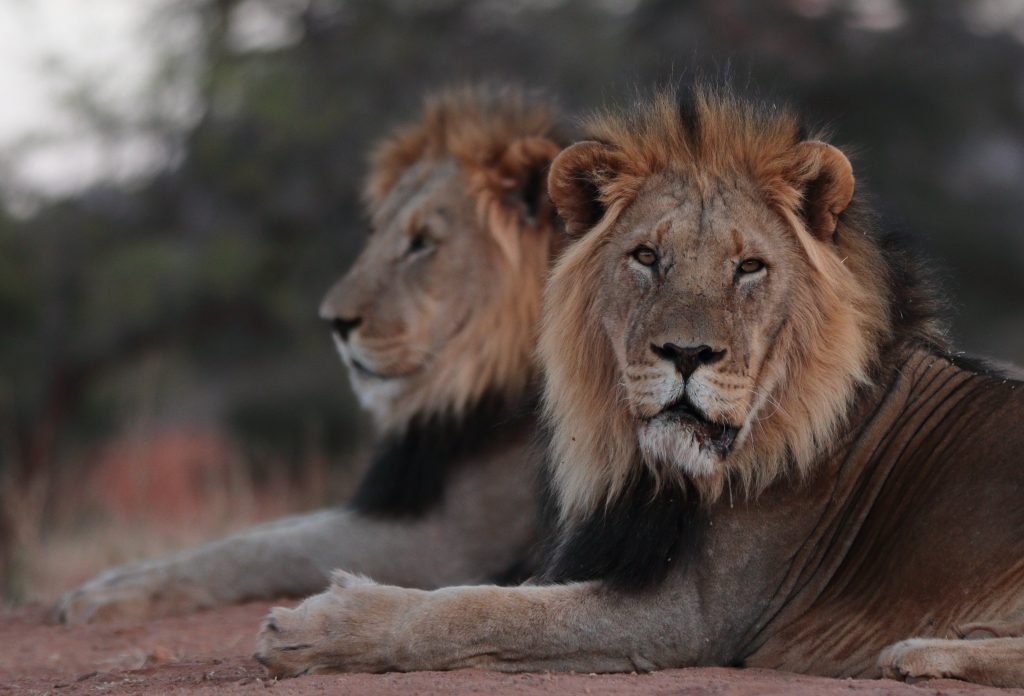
[2,602,1021,695]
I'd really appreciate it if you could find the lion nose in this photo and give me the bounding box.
[328,316,362,341]
[651,342,726,379]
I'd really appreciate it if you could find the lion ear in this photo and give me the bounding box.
[492,135,565,229]
[548,141,625,238]
[791,141,855,242]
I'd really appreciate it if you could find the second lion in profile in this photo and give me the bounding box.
[57,85,566,624]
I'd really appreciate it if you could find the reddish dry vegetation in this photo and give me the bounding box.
[1,602,1020,696]
[8,424,340,607]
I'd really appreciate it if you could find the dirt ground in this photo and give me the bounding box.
[2,602,1021,696]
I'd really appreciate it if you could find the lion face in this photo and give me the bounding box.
[320,86,563,432]
[592,172,811,478]
[320,159,496,413]
[541,88,893,515]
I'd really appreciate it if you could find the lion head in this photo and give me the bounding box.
[541,86,944,519]
[320,85,565,433]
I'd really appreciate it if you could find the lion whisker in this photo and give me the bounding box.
[745,386,788,422]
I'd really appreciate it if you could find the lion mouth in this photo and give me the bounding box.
[658,396,739,455]
[351,358,396,380]
[350,357,420,381]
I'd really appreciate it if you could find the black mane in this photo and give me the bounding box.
[537,460,706,592]
[351,391,535,518]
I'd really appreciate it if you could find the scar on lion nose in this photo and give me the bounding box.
[328,316,362,341]
[651,342,726,379]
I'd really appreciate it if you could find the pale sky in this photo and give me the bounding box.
[0,0,309,204]
[0,0,197,200]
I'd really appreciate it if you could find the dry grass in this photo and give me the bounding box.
[3,425,362,606]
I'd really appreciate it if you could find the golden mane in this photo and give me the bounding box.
[364,85,567,432]
[365,85,564,208]
[541,86,946,520]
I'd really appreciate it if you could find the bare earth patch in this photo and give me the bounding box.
[2,602,1020,695]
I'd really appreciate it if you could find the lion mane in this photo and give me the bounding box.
[347,85,568,517]
[361,85,566,432]
[540,85,947,526]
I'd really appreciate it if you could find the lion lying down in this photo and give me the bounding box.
[56,85,565,623]
[254,86,1024,688]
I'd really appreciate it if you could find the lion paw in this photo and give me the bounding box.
[253,605,321,678]
[54,562,209,624]
[254,571,416,677]
[879,638,965,683]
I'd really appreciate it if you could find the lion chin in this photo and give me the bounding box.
[330,335,416,418]
[638,412,740,480]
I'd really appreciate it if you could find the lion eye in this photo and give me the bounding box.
[407,229,432,255]
[738,258,765,274]
[631,246,658,267]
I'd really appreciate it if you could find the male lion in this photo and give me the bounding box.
[56,85,565,623]
[254,87,1024,688]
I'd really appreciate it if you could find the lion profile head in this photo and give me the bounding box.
[320,85,566,433]
[541,85,945,519]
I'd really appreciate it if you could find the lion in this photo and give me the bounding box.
[254,86,1024,688]
[55,85,566,624]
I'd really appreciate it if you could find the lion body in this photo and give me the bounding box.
[57,85,565,624]
[746,351,1024,677]
[256,87,1024,688]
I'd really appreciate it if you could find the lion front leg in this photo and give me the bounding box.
[55,510,350,624]
[57,448,536,624]
[54,560,216,624]
[254,571,711,676]
[879,637,1024,688]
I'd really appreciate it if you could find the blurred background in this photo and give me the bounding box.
[2,0,1023,604]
